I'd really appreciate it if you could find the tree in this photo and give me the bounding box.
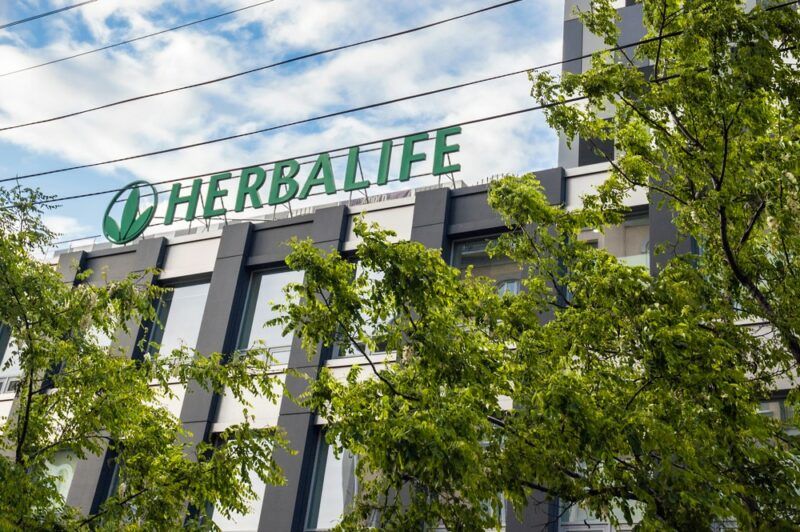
[0,185,286,529]
[277,1,800,529]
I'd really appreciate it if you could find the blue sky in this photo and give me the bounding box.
[0,0,564,249]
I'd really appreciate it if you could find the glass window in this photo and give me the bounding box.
[759,399,794,423]
[150,283,210,357]
[306,437,357,531]
[0,327,21,394]
[578,135,615,166]
[45,451,77,502]
[560,500,642,531]
[578,215,650,268]
[452,237,523,295]
[238,270,304,365]
[212,468,266,531]
[333,264,387,358]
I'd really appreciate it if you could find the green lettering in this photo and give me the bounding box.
[299,153,336,199]
[432,126,462,175]
[269,160,300,206]
[203,173,231,219]
[376,140,393,185]
[165,179,202,225]
[344,147,369,191]
[235,166,266,212]
[399,132,429,182]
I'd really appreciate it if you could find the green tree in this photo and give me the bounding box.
[278,1,800,529]
[0,185,286,529]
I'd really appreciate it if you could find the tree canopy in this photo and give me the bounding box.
[278,1,800,529]
[0,186,286,529]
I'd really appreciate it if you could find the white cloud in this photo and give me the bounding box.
[0,0,564,237]
[43,214,91,237]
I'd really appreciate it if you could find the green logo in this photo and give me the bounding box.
[103,181,157,245]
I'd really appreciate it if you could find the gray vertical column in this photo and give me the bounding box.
[57,251,87,286]
[506,169,564,532]
[410,187,451,257]
[649,190,694,276]
[66,237,167,514]
[259,206,348,532]
[559,16,583,169]
[178,223,254,448]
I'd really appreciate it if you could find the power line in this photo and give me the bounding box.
[0,0,97,31]
[38,0,800,246]
[0,0,278,78]
[7,0,798,188]
[49,168,445,246]
[42,138,415,206]
[35,98,583,216]
[0,0,523,132]
[0,29,693,185]
[0,65,540,184]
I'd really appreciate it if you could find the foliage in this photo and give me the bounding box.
[0,185,286,530]
[277,1,800,530]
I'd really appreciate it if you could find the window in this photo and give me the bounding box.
[305,436,357,531]
[333,264,389,359]
[496,279,521,296]
[452,238,524,295]
[759,399,794,423]
[212,450,267,531]
[149,283,210,357]
[578,215,650,268]
[45,451,77,502]
[560,500,642,531]
[238,270,304,365]
[0,326,20,394]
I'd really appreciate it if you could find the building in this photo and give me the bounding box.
[0,1,791,530]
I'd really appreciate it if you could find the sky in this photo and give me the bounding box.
[0,0,564,251]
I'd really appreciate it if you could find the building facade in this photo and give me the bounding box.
[0,1,791,530]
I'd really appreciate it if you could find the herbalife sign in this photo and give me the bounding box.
[103,127,462,245]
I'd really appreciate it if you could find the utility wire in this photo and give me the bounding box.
[0,0,277,78]
[50,168,443,246]
[8,0,798,188]
[36,98,584,215]
[0,66,536,184]
[0,24,685,185]
[39,0,800,246]
[0,0,97,31]
[0,0,523,132]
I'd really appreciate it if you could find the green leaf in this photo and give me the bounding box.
[120,186,141,240]
[103,215,121,242]
[126,205,153,241]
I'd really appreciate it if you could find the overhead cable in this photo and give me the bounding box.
[0,0,96,31]
[50,168,445,246]
[33,97,584,219]
[7,0,798,187]
[0,0,277,78]
[0,0,523,132]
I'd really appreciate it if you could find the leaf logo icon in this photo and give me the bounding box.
[102,181,158,245]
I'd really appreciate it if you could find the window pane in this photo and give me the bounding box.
[213,469,266,532]
[578,216,650,268]
[0,328,21,394]
[151,283,210,356]
[46,451,77,502]
[306,438,357,530]
[239,271,304,365]
[334,264,386,358]
[452,238,523,294]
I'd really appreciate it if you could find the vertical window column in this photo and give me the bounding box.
[259,205,348,532]
[70,237,167,516]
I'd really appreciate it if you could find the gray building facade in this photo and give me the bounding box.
[0,1,790,530]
